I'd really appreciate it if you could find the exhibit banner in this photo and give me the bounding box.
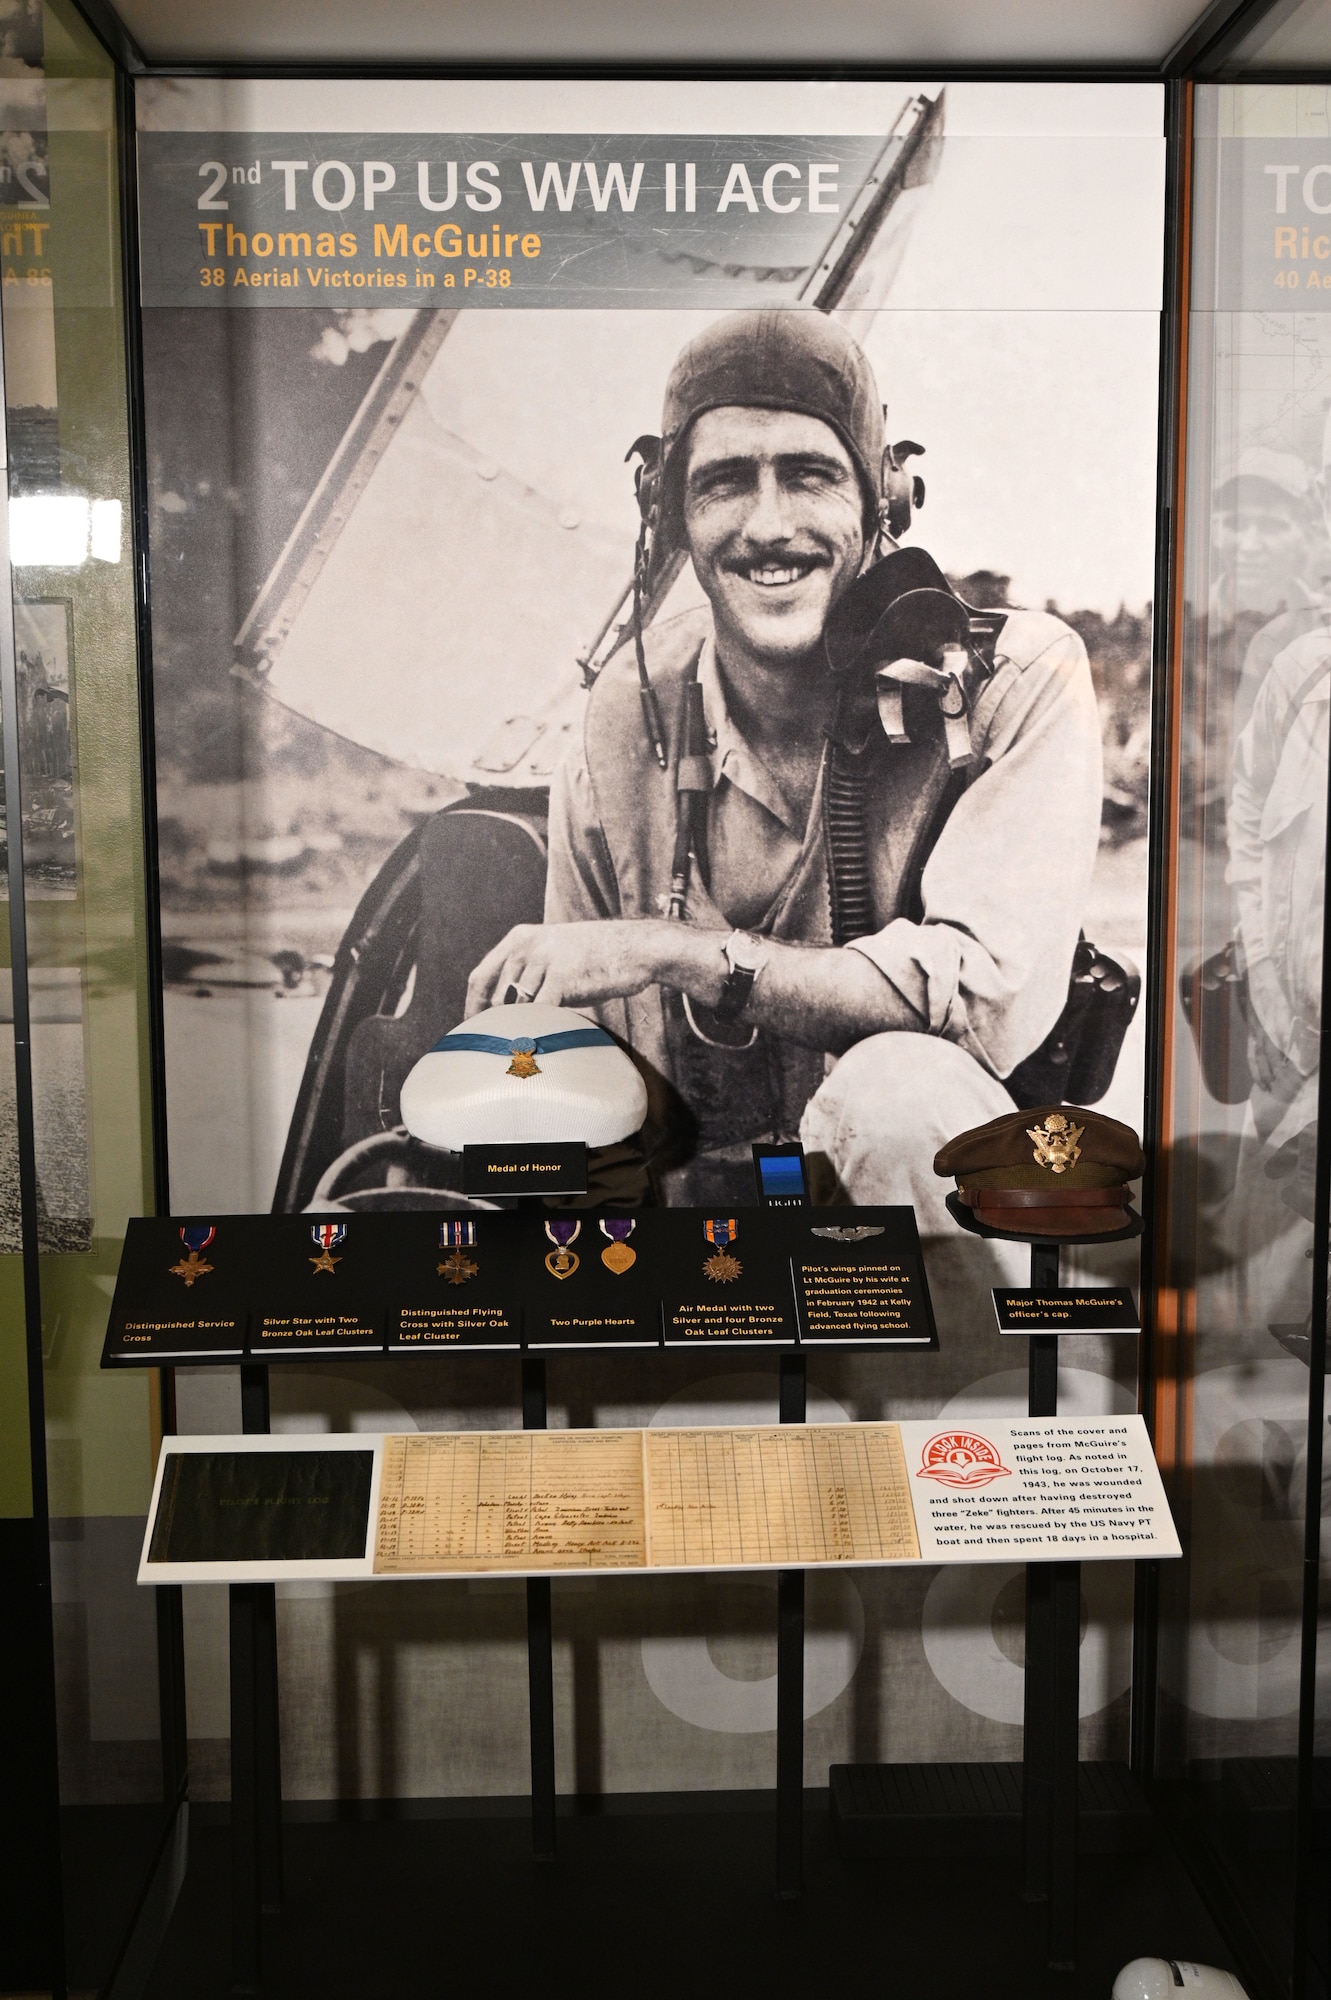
[136,77,1164,1792]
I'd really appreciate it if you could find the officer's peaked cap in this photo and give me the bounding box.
[661,310,884,523]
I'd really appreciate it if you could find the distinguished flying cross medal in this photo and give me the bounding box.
[703,1217,741,1283]
[1028,1112,1085,1174]
[545,1219,581,1279]
[600,1218,636,1274]
[169,1224,215,1286]
[438,1218,478,1284]
[310,1221,347,1274]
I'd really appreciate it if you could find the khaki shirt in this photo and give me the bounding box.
[1229,624,1330,1058]
[546,598,1102,1130]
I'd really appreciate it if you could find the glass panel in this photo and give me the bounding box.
[0,0,163,1983]
[1160,79,1331,1992]
[1227,0,1331,71]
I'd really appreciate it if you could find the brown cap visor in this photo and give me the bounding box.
[958,1185,1133,1238]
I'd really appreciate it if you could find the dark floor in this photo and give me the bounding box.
[129,1795,1241,2000]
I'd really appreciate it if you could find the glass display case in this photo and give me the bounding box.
[1154,76,1331,2000]
[0,1,167,1990]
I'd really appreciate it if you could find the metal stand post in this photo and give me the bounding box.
[230,1364,283,1992]
[776,1351,806,1900]
[522,1356,557,1859]
[1018,1245,1080,1971]
[228,1581,261,1997]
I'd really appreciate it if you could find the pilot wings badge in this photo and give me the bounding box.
[811,1226,885,1242]
[1028,1112,1084,1174]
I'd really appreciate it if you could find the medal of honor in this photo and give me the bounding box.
[544,1219,581,1279]
[702,1217,741,1283]
[438,1218,478,1284]
[599,1218,636,1274]
[310,1221,347,1274]
[169,1224,215,1286]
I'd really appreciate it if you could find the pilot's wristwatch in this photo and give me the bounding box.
[715,930,769,1022]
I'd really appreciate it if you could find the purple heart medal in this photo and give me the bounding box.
[438,1218,478,1284]
[544,1219,581,1280]
[600,1218,637,1275]
[170,1224,215,1287]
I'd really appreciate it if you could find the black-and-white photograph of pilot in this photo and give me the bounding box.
[467,308,1109,1224]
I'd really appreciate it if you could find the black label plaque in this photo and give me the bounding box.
[389,1211,522,1350]
[103,1216,246,1363]
[462,1142,588,1196]
[250,1312,384,1355]
[241,1214,385,1355]
[526,1212,662,1349]
[790,1207,938,1348]
[660,1209,797,1347]
[148,1449,373,1564]
[992,1288,1140,1335]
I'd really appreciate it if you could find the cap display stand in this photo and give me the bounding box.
[946,1193,1144,1974]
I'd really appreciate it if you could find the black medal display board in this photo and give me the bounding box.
[101,1206,938,1366]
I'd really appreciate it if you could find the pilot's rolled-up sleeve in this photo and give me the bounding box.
[846,614,1103,1080]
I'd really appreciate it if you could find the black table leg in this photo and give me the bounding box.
[522,1357,557,1859]
[776,1352,806,1901]
[1048,1559,1081,1970]
[1022,1249,1060,1909]
[1016,1245,1081,1970]
[229,1582,261,1997]
[239,1365,283,1919]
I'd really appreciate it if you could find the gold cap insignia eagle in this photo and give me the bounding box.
[1028,1111,1084,1174]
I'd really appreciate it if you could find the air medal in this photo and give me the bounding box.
[544,1219,581,1279]
[703,1217,741,1283]
[310,1222,346,1274]
[599,1218,636,1274]
[169,1224,215,1287]
[438,1218,478,1284]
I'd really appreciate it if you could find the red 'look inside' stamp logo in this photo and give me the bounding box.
[916,1430,1013,1490]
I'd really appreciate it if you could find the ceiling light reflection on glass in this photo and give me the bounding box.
[9,495,123,567]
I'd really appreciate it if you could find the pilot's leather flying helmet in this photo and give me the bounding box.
[631,310,887,546]
[934,1105,1144,1239]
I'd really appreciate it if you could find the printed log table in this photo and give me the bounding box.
[644,1425,920,1567]
[374,1430,647,1572]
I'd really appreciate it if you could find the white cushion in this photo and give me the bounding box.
[399,1002,648,1150]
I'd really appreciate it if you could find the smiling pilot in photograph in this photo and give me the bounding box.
[466,307,1103,1234]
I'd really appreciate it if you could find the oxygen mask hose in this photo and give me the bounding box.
[631,521,669,772]
[669,676,710,921]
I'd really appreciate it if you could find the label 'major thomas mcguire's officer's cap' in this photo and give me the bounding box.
[934,1105,1145,1239]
